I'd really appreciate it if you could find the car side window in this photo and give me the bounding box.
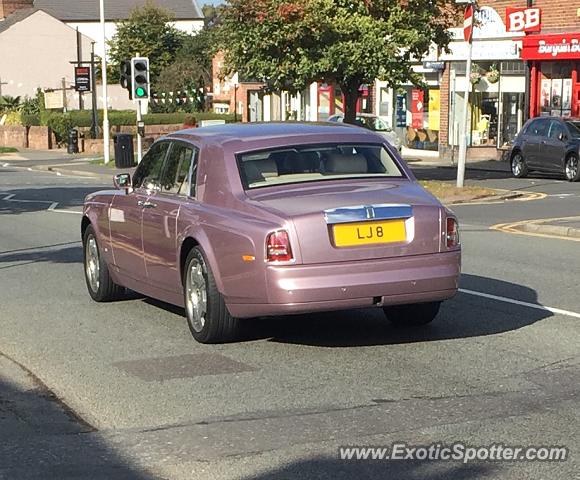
[159,142,197,196]
[548,121,565,140]
[132,142,170,190]
[530,119,549,137]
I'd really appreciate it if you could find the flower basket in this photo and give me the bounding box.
[486,68,500,84]
[470,71,481,85]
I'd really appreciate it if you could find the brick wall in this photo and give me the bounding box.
[0,125,27,148]
[27,126,52,150]
[439,67,450,146]
[0,0,33,19]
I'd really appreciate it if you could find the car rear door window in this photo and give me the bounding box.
[132,141,170,190]
[159,143,197,196]
[548,121,565,140]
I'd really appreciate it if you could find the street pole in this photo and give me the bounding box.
[90,43,99,139]
[76,28,84,110]
[99,0,111,164]
[137,100,143,163]
[457,2,475,188]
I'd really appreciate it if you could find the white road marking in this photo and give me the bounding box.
[1,163,9,167]
[459,288,580,319]
[0,193,81,214]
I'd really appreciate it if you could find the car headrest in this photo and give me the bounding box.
[324,153,368,174]
[245,158,279,184]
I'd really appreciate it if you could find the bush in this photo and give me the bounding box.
[45,113,74,144]
[21,114,40,126]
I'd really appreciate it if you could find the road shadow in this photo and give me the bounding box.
[237,273,552,347]
[0,243,82,268]
[240,455,495,480]
[0,363,156,479]
[0,186,106,215]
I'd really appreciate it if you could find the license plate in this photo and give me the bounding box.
[332,219,406,247]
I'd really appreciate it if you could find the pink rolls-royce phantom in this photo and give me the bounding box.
[82,123,461,343]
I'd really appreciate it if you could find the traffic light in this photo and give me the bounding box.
[131,57,150,101]
[119,60,132,99]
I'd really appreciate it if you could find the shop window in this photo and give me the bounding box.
[539,62,573,117]
[500,61,525,75]
[407,88,439,151]
[379,87,390,118]
[471,92,498,146]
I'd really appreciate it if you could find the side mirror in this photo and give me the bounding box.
[114,173,132,193]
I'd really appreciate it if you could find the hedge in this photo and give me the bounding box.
[22,110,236,128]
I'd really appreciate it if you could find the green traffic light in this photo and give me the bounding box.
[135,87,146,98]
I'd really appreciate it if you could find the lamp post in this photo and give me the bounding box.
[99,0,111,164]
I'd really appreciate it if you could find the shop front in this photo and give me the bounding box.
[440,6,525,158]
[521,33,580,118]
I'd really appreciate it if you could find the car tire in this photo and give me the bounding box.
[183,247,239,343]
[83,225,124,302]
[564,154,580,182]
[383,301,441,326]
[511,152,528,178]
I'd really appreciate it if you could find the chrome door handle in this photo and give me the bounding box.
[137,200,157,209]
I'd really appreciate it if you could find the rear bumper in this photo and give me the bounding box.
[227,250,460,318]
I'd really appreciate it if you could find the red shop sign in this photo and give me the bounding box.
[411,89,424,129]
[521,33,580,60]
[506,7,541,33]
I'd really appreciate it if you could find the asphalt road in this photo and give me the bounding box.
[0,164,579,480]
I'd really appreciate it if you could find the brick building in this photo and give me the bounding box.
[436,0,580,161]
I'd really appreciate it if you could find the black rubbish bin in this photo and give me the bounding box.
[114,133,135,168]
[67,129,79,154]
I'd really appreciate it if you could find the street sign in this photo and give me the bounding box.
[74,66,91,92]
[464,4,474,42]
[396,94,406,128]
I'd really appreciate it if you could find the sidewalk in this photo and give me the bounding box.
[517,216,580,239]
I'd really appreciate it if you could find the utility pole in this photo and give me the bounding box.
[76,28,84,110]
[99,0,111,164]
[61,77,68,113]
[457,1,475,188]
[90,43,99,139]
[0,77,8,97]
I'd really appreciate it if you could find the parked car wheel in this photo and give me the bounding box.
[383,302,441,326]
[183,247,239,343]
[83,225,124,302]
[511,152,528,178]
[564,154,580,182]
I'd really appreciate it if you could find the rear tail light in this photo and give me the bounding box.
[446,217,460,248]
[266,230,293,262]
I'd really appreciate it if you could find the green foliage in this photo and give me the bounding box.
[21,114,40,127]
[0,146,19,153]
[45,112,74,144]
[108,2,186,84]
[28,110,236,130]
[218,0,459,122]
[0,95,22,113]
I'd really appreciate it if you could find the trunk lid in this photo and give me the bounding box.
[245,180,443,264]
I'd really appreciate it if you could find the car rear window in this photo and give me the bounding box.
[237,143,404,190]
[566,121,580,137]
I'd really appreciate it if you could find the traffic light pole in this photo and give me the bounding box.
[137,100,143,164]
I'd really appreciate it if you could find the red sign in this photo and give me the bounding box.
[411,89,424,129]
[506,7,541,32]
[464,4,474,42]
[521,33,580,60]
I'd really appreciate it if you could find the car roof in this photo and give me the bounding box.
[166,121,377,146]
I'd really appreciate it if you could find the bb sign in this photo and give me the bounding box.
[506,7,541,33]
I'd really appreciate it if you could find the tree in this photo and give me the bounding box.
[108,2,186,84]
[217,0,459,123]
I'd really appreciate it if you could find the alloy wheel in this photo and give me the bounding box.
[565,155,579,180]
[186,259,208,333]
[85,235,100,293]
[512,154,524,176]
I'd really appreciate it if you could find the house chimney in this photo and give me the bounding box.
[0,0,34,20]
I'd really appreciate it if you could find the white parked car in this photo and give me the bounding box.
[327,113,403,151]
